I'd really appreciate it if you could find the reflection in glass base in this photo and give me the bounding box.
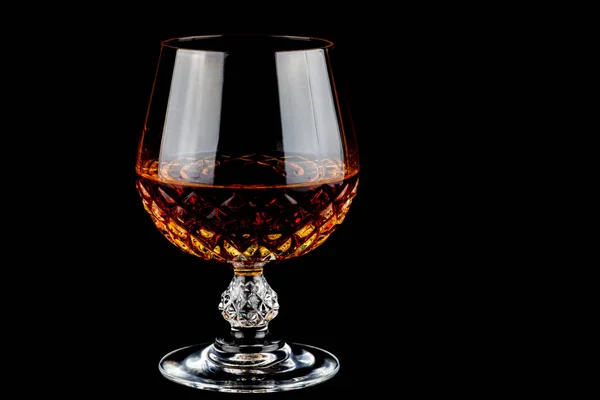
[158,341,339,393]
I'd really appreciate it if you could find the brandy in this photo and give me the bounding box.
[136,153,358,264]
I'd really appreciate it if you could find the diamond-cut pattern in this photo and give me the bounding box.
[136,155,359,263]
[218,274,279,328]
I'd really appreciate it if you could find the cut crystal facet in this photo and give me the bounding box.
[218,274,279,328]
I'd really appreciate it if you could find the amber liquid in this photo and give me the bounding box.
[136,154,358,263]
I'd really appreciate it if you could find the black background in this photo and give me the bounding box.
[34,7,513,398]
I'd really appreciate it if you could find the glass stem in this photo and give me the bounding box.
[218,262,280,344]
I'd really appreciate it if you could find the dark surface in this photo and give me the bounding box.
[39,9,509,398]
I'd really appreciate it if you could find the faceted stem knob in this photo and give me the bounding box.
[218,268,279,329]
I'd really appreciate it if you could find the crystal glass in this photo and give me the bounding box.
[135,34,359,393]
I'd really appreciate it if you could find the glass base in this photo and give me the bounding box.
[158,340,339,393]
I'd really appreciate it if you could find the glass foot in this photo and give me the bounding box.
[158,341,339,393]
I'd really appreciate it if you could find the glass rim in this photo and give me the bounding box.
[160,34,335,53]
